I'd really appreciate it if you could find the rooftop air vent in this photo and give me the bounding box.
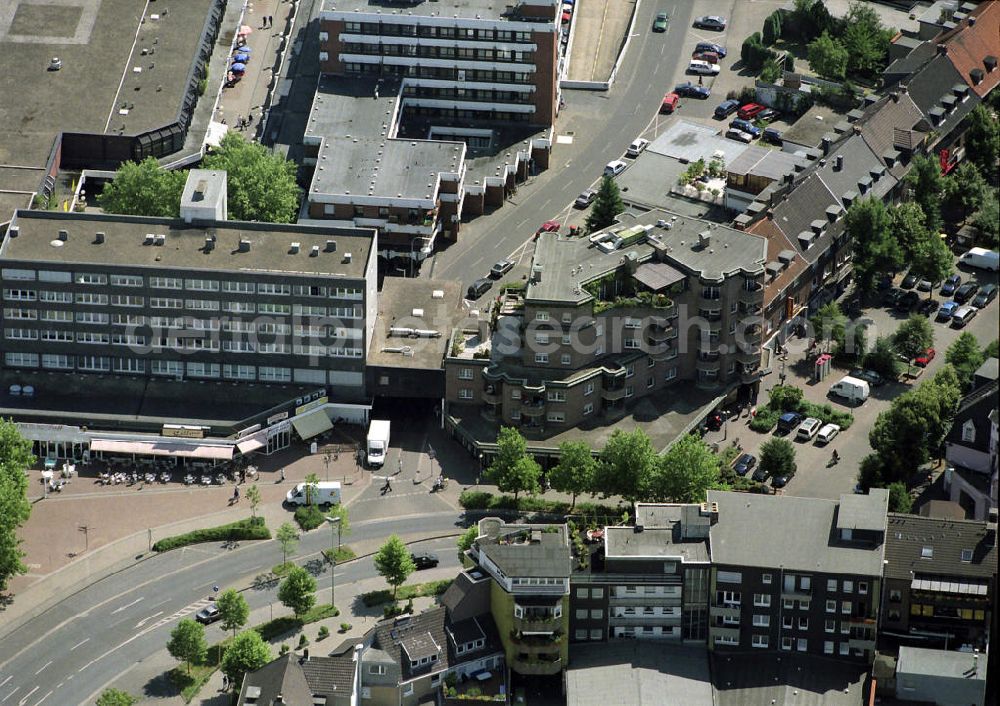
[310,245,320,257]
[144,233,155,245]
[325,239,337,252]
[154,234,165,246]
[290,242,300,254]
[94,231,105,244]
[343,252,352,263]
[238,239,251,252]
[204,236,215,252]
[58,229,68,241]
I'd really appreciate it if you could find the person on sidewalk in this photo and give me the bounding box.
[279,468,285,482]
[233,486,240,503]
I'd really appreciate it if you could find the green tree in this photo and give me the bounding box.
[202,132,301,223]
[762,11,783,45]
[217,588,250,638]
[456,525,478,562]
[373,534,415,601]
[167,618,207,675]
[275,522,299,565]
[326,502,351,549]
[908,229,953,294]
[646,434,720,503]
[597,428,659,502]
[768,385,804,412]
[890,202,930,260]
[97,157,186,217]
[887,482,913,513]
[893,315,934,370]
[807,31,848,80]
[984,339,999,360]
[946,332,985,390]
[246,483,261,519]
[971,193,999,248]
[857,453,887,491]
[760,59,783,84]
[863,336,901,381]
[942,162,990,224]
[848,198,903,296]
[904,154,945,235]
[95,689,137,706]
[0,421,34,592]
[789,0,837,41]
[548,441,597,509]
[963,104,1000,177]
[278,565,317,617]
[811,302,847,354]
[759,438,796,480]
[842,0,893,76]
[486,427,540,501]
[220,629,271,687]
[585,176,624,232]
[303,472,320,506]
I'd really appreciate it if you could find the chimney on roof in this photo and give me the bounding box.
[968,16,976,26]
[985,56,998,72]
[834,155,844,171]
[94,231,105,244]
[289,242,300,254]
[699,231,712,248]
[310,245,320,257]
[204,236,214,252]
[238,239,250,252]
[58,229,68,241]
[937,43,948,56]
[325,239,337,252]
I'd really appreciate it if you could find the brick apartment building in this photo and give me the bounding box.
[444,210,766,436]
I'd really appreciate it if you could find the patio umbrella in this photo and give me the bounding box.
[236,45,251,53]
[231,62,247,73]
[238,25,253,36]
[233,53,250,63]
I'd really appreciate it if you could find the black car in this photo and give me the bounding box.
[757,108,780,122]
[714,100,740,119]
[954,282,980,304]
[695,41,727,57]
[895,290,920,312]
[195,604,221,625]
[467,278,493,300]
[849,369,884,387]
[733,453,756,476]
[751,466,769,483]
[411,552,439,569]
[882,287,902,306]
[771,474,790,489]
[901,272,918,289]
[972,283,997,308]
[674,82,711,99]
[940,274,962,296]
[761,127,782,145]
[917,298,939,316]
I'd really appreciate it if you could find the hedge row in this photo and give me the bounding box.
[152,516,269,552]
[458,490,623,518]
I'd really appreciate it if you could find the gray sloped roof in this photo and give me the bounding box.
[884,512,998,581]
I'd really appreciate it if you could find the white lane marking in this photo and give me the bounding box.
[110,597,144,614]
[135,611,164,628]
[0,679,9,689]
[30,689,52,706]
[192,580,216,591]
[69,639,90,652]
[32,663,50,677]
[2,687,19,703]
[17,686,38,706]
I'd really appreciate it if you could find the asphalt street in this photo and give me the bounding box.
[0,513,464,706]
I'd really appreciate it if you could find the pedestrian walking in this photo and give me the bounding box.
[222,674,229,690]
[233,486,240,503]
[280,468,286,482]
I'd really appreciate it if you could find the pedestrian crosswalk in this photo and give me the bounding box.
[148,598,214,631]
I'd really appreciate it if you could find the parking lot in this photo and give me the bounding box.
[706,262,999,501]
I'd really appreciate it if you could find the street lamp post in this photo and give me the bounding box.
[324,516,341,608]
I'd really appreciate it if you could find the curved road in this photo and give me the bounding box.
[0,512,464,706]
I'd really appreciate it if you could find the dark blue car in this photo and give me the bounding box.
[714,99,739,118]
[940,274,962,296]
[695,41,727,56]
[729,118,761,137]
[675,82,711,99]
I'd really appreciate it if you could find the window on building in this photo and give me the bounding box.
[843,581,853,594]
[782,616,793,629]
[889,589,901,602]
[576,588,588,599]
[591,609,603,619]
[753,594,771,607]
[458,368,474,380]
[584,382,594,395]
[575,609,587,619]
[798,617,808,630]
[575,629,587,640]
[961,420,976,443]
[458,389,474,400]
[762,573,772,585]
[961,549,973,562]
[858,582,868,595]
[535,353,548,363]
[841,601,852,614]
[781,637,793,651]
[826,600,836,613]
[562,354,572,365]
[796,639,807,652]
[839,643,849,655]
[827,579,837,592]
[583,403,593,416]
[824,641,834,655]
[751,635,768,648]
[920,546,933,559]
[752,614,770,627]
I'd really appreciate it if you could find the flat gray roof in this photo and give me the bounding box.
[368,277,464,370]
[897,646,986,681]
[780,104,847,149]
[614,151,689,210]
[727,146,807,180]
[181,170,227,208]
[712,653,867,706]
[605,526,710,563]
[306,75,464,202]
[836,490,889,532]
[647,120,749,164]
[322,0,525,22]
[3,211,375,278]
[476,519,572,578]
[707,490,886,576]
[633,261,686,291]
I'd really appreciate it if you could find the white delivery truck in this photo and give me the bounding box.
[366,419,390,468]
[829,376,870,404]
[285,481,341,507]
[959,247,999,272]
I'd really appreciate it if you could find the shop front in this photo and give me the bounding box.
[17,423,90,462]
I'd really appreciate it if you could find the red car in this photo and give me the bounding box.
[914,348,936,367]
[692,51,720,64]
[737,103,766,120]
[661,92,680,113]
[537,220,561,233]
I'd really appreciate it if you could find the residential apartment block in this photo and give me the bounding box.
[944,377,999,521]
[444,211,767,437]
[570,503,712,644]
[706,489,888,662]
[881,512,996,652]
[465,518,573,677]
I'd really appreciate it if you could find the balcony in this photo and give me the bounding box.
[649,347,678,363]
[609,613,681,626]
[513,613,561,633]
[710,626,740,641]
[646,325,676,344]
[609,593,681,606]
[848,637,876,652]
[483,386,501,404]
[739,282,764,303]
[780,589,811,601]
[509,631,564,654]
[736,347,761,365]
[601,386,627,401]
[738,301,763,316]
[521,400,545,417]
[709,604,741,620]
[741,367,762,384]
[511,657,562,676]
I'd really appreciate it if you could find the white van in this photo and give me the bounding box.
[830,376,870,403]
[285,481,341,507]
[959,247,999,272]
[688,59,720,76]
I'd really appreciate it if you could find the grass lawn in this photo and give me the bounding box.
[360,579,453,607]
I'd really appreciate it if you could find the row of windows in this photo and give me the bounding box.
[401,85,532,104]
[339,23,534,43]
[3,352,294,381]
[4,284,361,301]
[342,42,532,63]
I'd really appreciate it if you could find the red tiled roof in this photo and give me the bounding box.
[942,1,1000,97]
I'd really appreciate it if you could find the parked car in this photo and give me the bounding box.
[757,108,780,122]
[661,91,680,113]
[737,103,766,120]
[490,260,514,278]
[776,412,803,433]
[882,287,903,307]
[695,41,727,57]
[816,423,841,445]
[940,274,962,296]
[796,417,822,441]
[538,220,561,233]
[196,604,221,625]
[604,160,627,177]
[687,59,720,75]
[958,247,1000,272]
[917,298,939,316]
[751,466,770,483]
[901,272,918,289]
[726,128,753,143]
[693,15,727,30]
[916,278,935,292]
[729,118,761,137]
[626,138,650,157]
[830,376,870,403]
[692,51,720,64]
[652,12,669,32]
[733,453,756,476]
[714,99,739,118]
[411,552,439,569]
[972,283,997,308]
[467,278,493,299]
[936,300,959,321]
[675,82,711,99]
[761,127,782,145]
[954,282,979,303]
[771,474,790,489]
[914,348,936,367]
[849,369,884,386]
[951,305,978,328]
[574,189,596,208]
[895,290,920,312]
